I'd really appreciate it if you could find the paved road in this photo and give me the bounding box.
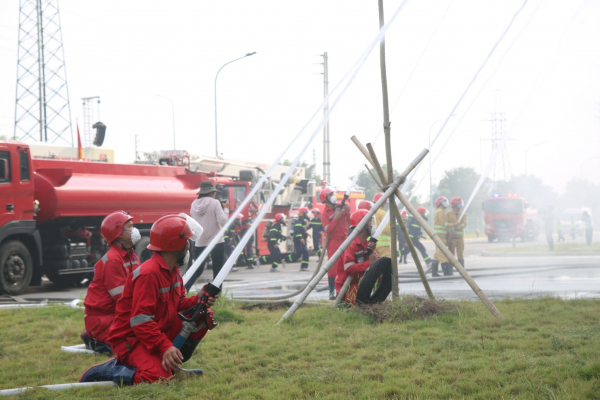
[16,234,600,304]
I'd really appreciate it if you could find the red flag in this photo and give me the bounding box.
[77,124,84,160]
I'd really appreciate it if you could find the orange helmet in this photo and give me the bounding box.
[147,214,203,252]
[350,209,370,228]
[319,187,335,204]
[101,211,133,244]
[358,200,373,211]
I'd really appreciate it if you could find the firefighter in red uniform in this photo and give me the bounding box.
[320,187,351,300]
[80,214,218,385]
[81,211,141,354]
[335,209,378,305]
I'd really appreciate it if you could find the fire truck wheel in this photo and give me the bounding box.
[135,236,152,264]
[487,236,494,243]
[0,241,33,295]
[356,257,392,305]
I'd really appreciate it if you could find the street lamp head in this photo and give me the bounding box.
[246,52,257,57]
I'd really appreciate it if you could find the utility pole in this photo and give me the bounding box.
[14,0,73,145]
[321,52,331,183]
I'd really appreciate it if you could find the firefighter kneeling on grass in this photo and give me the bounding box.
[335,209,378,305]
[80,214,218,385]
[82,211,141,354]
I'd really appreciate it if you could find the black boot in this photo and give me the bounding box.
[459,259,465,270]
[431,261,440,277]
[443,263,453,276]
[80,358,136,386]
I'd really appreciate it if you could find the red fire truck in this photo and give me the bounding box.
[483,193,539,242]
[0,143,314,295]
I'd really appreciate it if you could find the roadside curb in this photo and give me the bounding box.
[481,251,600,257]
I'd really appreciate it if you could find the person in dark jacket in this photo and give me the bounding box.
[308,208,324,257]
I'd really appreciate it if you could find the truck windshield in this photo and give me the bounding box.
[485,199,522,214]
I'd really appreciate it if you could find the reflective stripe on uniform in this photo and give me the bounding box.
[108,285,124,297]
[130,314,154,327]
[132,266,141,280]
[377,235,391,245]
[344,262,355,270]
[101,253,109,263]
[158,282,181,293]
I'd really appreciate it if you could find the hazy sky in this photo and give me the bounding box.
[0,0,599,198]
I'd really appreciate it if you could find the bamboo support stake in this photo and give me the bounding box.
[363,142,434,300]
[351,138,503,319]
[333,276,352,307]
[377,0,400,300]
[277,149,429,324]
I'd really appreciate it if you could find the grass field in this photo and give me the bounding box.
[1,296,600,399]
[486,242,600,253]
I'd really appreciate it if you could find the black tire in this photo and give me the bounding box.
[135,236,152,264]
[356,257,392,305]
[0,241,33,295]
[487,236,494,243]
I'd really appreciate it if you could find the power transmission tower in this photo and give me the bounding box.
[14,0,73,146]
[320,52,331,184]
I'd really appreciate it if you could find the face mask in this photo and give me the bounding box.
[369,224,376,236]
[456,202,464,211]
[441,199,449,208]
[128,227,141,245]
[329,195,338,205]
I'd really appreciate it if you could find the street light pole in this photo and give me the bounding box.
[214,52,256,158]
[428,114,455,219]
[524,141,548,198]
[156,94,175,150]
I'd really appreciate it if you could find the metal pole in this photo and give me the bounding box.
[278,150,429,324]
[378,0,399,300]
[322,52,330,183]
[214,52,256,157]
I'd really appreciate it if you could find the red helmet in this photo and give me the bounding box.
[401,209,408,217]
[319,187,335,203]
[350,209,370,228]
[101,211,133,243]
[358,200,373,211]
[147,214,202,252]
[311,208,320,214]
[416,207,427,215]
[451,197,463,207]
[436,196,448,207]
[274,213,286,224]
[236,213,244,219]
[299,207,309,214]
[373,192,386,203]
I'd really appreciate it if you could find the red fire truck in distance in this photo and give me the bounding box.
[483,193,539,243]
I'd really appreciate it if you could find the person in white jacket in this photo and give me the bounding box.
[185,180,236,291]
